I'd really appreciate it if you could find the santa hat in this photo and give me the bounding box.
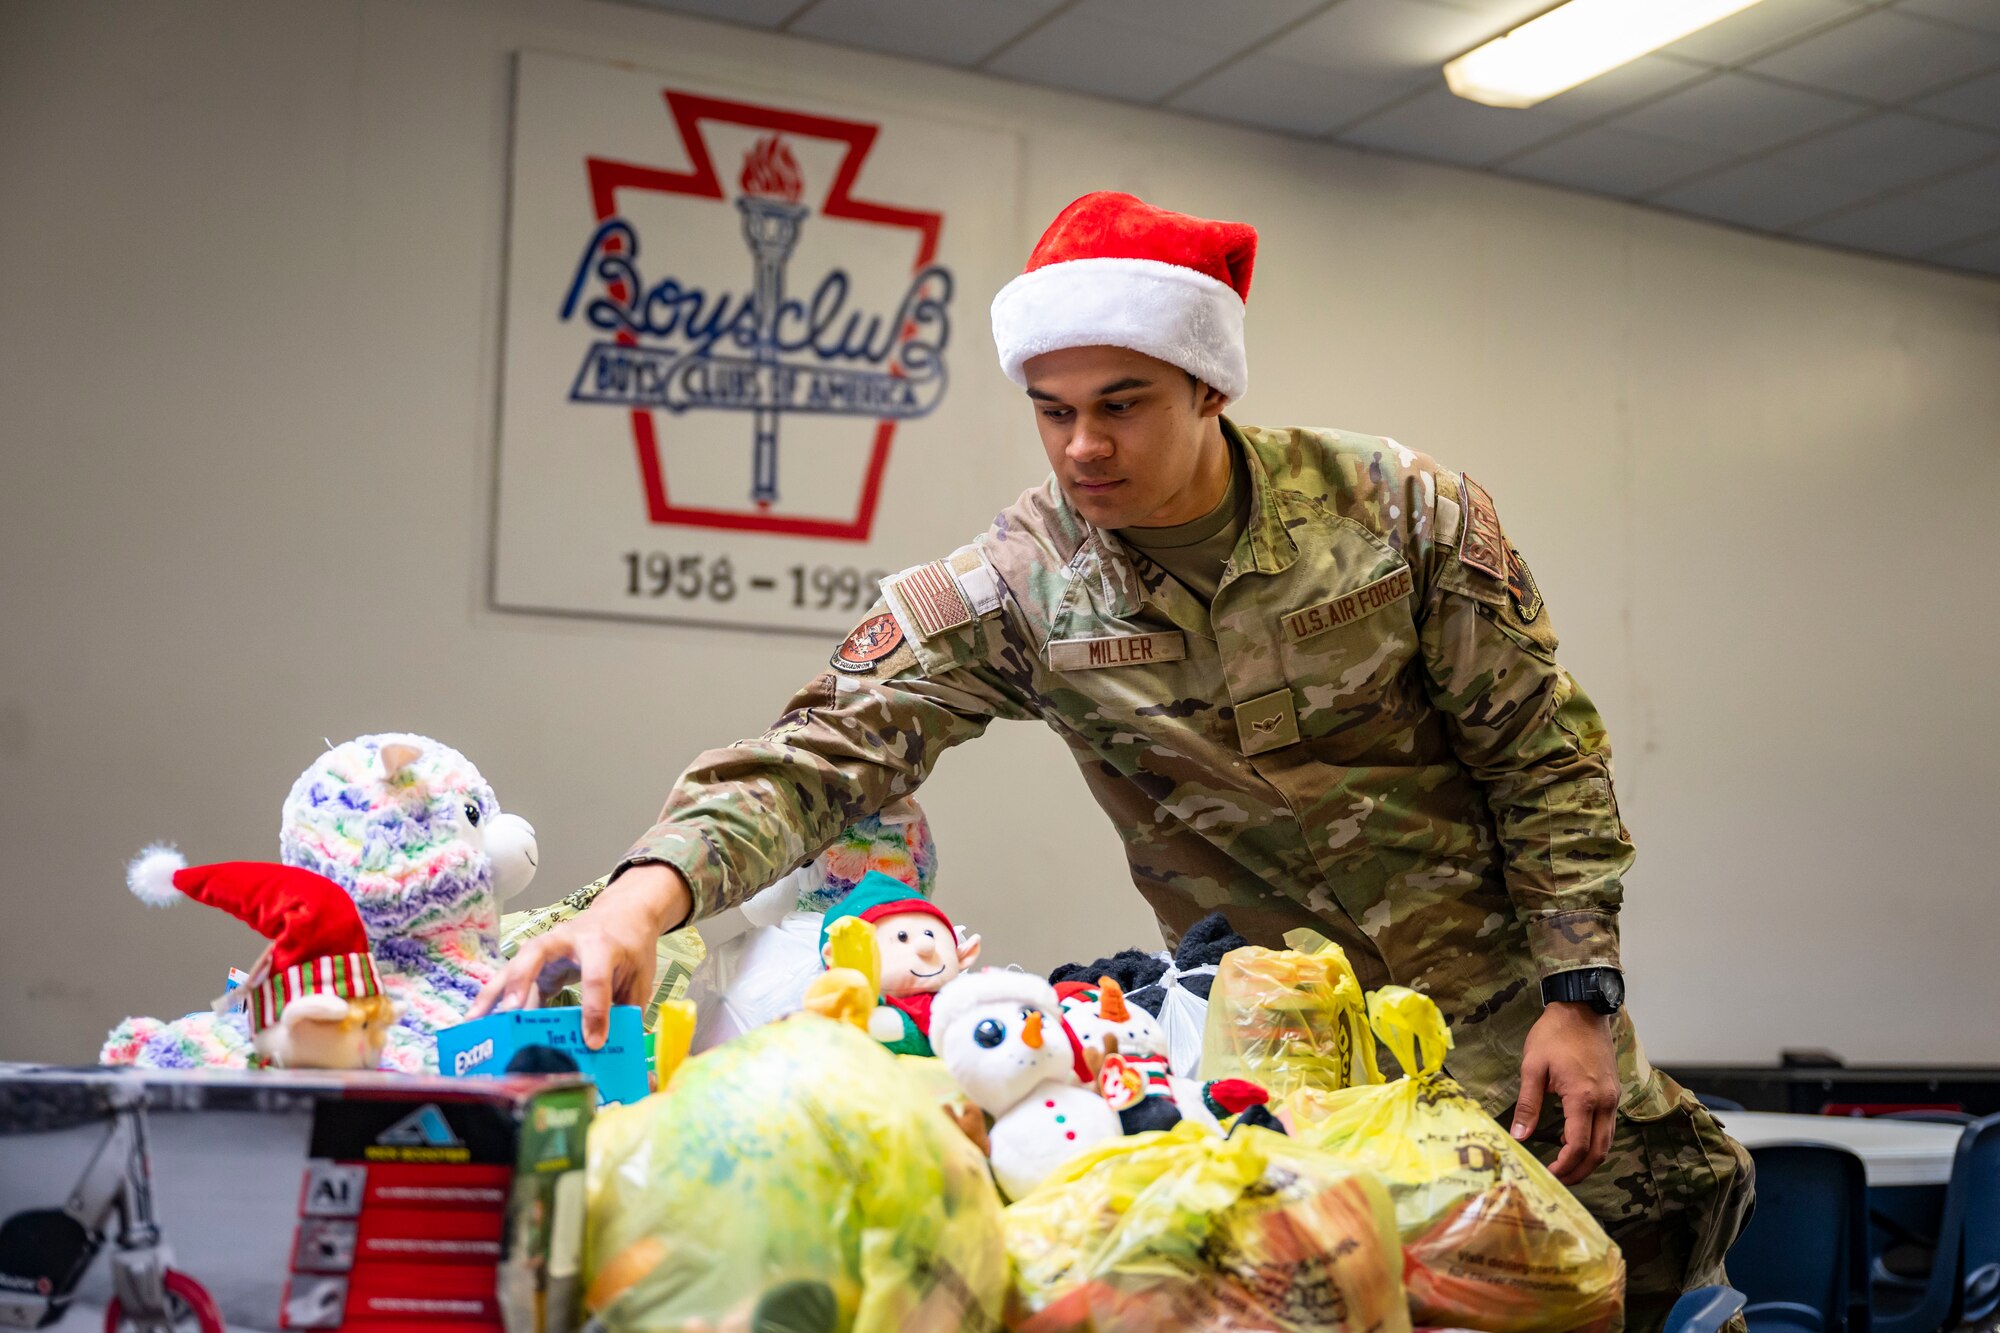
[128,848,382,1034]
[990,191,1258,401]
[818,869,954,959]
[932,969,1094,1086]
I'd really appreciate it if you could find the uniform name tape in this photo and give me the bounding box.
[1282,568,1414,643]
[1048,632,1186,672]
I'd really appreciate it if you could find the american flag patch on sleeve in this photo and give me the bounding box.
[890,560,972,638]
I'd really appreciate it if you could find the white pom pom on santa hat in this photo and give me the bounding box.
[127,844,189,907]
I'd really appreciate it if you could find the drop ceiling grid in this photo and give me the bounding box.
[624,0,2000,275]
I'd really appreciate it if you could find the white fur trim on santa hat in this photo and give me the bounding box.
[991,257,1248,401]
[127,845,188,907]
[931,968,1060,1050]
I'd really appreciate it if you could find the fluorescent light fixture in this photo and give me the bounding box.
[1445,0,1768,108]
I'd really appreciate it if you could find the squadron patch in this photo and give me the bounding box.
[1458,475,1507,582]
[830,612,904,673]
[1505,544,1543,623]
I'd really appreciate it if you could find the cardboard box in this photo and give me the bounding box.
[0,1065,591,1333]
[437,1007,649,1107]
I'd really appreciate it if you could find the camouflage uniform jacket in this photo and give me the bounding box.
[622,421,1644,1114]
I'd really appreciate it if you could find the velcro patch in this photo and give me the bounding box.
[891,560,972,638]
[1459,475,1507,581]
[830,612,904,673]
[1047,632,1187,672]
[1282,567,1413,643]
[1506,544,1543,623]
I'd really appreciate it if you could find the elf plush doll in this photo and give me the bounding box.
[816,871,980,1057]
[123,857,397,1069]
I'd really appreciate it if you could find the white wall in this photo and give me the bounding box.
[3,0,1996,1067]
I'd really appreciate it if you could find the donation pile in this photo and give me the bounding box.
[1280,986,1627,1333]
[582,1014,1008,1333]
[1002,1120,1410,1333]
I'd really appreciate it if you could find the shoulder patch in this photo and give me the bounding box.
[882,545,1003,641]
[1458,475,1507,582]
[1505,544,1543,623]
[830,612,904,673]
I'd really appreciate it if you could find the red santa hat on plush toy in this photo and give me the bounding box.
[128,849,383,1034]
[990,191,1258,401]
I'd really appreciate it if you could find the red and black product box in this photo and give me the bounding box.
[0,1065,591,1333]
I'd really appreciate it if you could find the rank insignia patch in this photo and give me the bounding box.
[1458,475,1507,582]
[1506,544,1543,622]
[831,612,905,673]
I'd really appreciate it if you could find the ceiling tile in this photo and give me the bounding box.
[1503,125,1736,197]
[1659,0,1865,66]
[790,0,1065,66]
[1274,0,1532,76]
[983,0,1322,102]
[1895,0,2000,38]
[1758,111,1999,192]
[1748,8,2000,102]
[1338,84,1578,165]
[1931,231,2000,273]
[1167,52,1430,136]
[1608,71,1866,156]
[1518,53,1719,122]
[1797,192,2000,255]
[1650,159,1881,228]
[1915,158,2000,211]
[629,0,802,26]
[1914,69,2000,133]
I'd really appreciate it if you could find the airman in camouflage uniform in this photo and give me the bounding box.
[614,420,1751,1332]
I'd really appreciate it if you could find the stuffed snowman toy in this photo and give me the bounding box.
[931,970,1121,1201]
[1056,975,1270,1136]
[103,733,538,1072]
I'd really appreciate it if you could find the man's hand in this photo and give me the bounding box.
[469,863,691,1049]
[1511,1000,1619,1186]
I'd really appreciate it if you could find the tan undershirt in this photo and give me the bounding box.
[1116,435,1249,604]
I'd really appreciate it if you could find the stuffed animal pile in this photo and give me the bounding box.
[101,732,537,1072]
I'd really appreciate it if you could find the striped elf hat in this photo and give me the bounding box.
[128,851,382,1033]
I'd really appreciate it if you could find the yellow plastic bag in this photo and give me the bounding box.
[501,880,707,1031]
[1201,928,1379,1098]
[1003,1120,1411,1333]
[1281,987,1624,1333]
[584,1015,1007,1332]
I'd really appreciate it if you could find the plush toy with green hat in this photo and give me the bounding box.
[818,870,981,1056]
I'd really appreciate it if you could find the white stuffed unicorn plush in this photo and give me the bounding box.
[102,733,537,1073]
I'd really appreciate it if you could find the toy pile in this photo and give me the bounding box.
[85,742,1624,1333]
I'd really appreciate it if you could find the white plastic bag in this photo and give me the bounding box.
[1157,958,1216,1079]
[686,907,825,1053]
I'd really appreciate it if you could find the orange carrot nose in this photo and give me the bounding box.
[1021,1008,1045,1049]
[1098,975,1130,1022]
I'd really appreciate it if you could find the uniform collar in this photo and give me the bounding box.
[1077,417,1299,621]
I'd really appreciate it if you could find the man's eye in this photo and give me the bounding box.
[1041,408,1072,422]
[1105,400,1133,413]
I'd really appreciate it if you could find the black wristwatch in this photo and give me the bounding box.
[1541,967,1625,1016]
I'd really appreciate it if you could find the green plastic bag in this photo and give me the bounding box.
[583,1015,1007,1333]
[1280,987,1624,1333]
[1003,1120,1411,1333]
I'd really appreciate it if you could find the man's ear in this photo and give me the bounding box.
[957,932,982,968]
[1198,380,1229,419]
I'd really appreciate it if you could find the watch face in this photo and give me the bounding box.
[1598,971,1626,1012]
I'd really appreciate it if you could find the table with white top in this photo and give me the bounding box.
[1715,1110,1965,1187]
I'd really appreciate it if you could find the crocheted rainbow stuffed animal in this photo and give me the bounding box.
[101,733,537,1072]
